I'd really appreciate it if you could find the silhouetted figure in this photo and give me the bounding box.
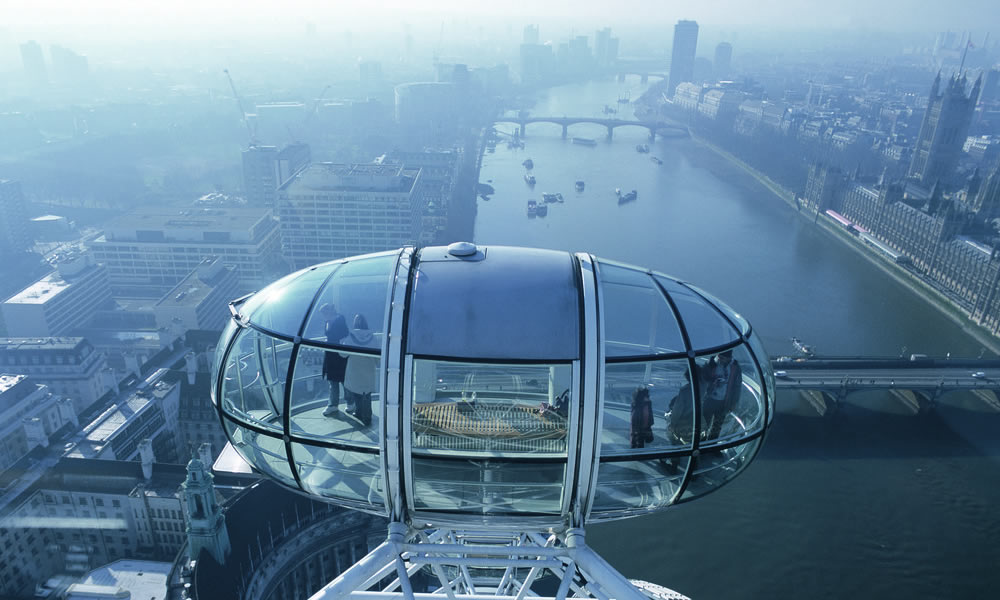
[320,304,349,417]
[630,387,654,448]
[702,350,741,440]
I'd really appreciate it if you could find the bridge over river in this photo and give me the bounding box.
[770,356,1000,415]
[493,116,688,141]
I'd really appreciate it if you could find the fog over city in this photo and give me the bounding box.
[1,2,1000,599]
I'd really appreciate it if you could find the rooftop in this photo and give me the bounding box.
[100,205,272,235]
[67,559,171,600]
[282,162,417,194]
[0,337,87,352]
[3,264,99,306]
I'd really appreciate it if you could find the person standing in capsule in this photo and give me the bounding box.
[321,303,349,417]
[344,314,377,427]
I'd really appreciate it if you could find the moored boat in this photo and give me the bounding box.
[527,200,537,216]
[522,158,534,169]
[524,173,536,186]
[575,180,585,191]
[618,189,638,204]
[650,156,663,165]
[535,203,548,216]
[572,137,597,146]
[542,192,563,203]
[636,144,650,153]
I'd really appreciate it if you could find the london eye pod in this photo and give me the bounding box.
[210,243,774,599]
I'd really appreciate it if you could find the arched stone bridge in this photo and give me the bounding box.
[493,116,688,141]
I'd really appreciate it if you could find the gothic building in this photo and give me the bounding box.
[907,72,981,188]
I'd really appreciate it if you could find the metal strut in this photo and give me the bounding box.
[308,523,689,600]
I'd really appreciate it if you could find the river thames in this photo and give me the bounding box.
[475,78,1000,599]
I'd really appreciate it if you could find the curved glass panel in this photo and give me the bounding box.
[680,438,760,501]
[411,458,566,515]
[696,345,764,446]
[219,327,285,432]
[684,283,750,337]
[590,456,690,518]
[411,360,572,456]
[746,332,776,424]
[602,360,693,455]
[245,263,339,335]
[654,276,741,350]
[211,319,239,407]
[291,443,384,510]
[598,263,684,357]
[302,253,396,351]
[237,267,314,323]
[288,346,381,446]
[222,418,296,486]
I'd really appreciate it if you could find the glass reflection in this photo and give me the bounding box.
[681,439,760,500]
[223,418,296,486]
[292,443,383,507]
[411,458,565,514]
[655,276,741,349]
[303,254,397,350]
[289,345,380,447]
[591,456,690,515]
[219,327,285,431]
[411,360,572,455]
[245,263,337,335]
[599,263,685,357]
[603,360,693,453]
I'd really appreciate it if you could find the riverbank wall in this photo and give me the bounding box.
[690,132,1000,356]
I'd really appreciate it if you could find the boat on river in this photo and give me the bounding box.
[542,192,563,203]
[524,173,536,186]
[791,337,815,356]
[572,137,597,146]
[522,158,534,169]
[575,180,585,191]
[636,144,650,153]
[650,156,663,165]
[527,200,537,216]
[535,203,548,216]
[617,189,638,204]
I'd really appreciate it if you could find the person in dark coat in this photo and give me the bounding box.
[630,387,654,448]
[702,350,741,440]
[320,304,349,417]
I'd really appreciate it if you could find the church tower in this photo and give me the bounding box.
[182,457,231,564]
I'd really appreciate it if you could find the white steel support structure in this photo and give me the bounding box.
[309,524,689,600]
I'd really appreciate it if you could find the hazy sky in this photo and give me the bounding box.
[3,0,997,36]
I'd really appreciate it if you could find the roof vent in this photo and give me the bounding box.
[447,241,477,257]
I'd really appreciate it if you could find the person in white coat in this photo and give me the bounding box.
[344,314,378,427]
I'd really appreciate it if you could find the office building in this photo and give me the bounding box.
[523,24,539,45]
[2,253,112,338]
[153,257,240,333]
[908,73,982,187]
[50,44,89,81]
[394,82,458,142]
[88,204,282,295]
[64,376,180,463]
[242,143,311,207]
[0,337,112,415]
[278,162,421,268]
[0,375,76,474]
[0,179,32,254]
[715,42,733,80]
[594,28,619,68]
[667,20,699,97]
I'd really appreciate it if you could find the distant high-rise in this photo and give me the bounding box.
[714,42,733,80]
[594,27,619,68]
[668,20,699,97]
[981,67,1000,104]
[523,24,539,45]
[0,180,32,254]
[18,40,47,83]
[49,44,89,81]
[908,72,981,188]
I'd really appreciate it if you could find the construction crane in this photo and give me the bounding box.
[284,84,331,144]
[223,68,257,146]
